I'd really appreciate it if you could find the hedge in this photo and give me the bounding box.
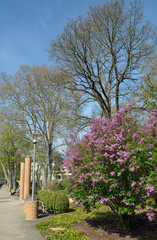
[37,190,69,214]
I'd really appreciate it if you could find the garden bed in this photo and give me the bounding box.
[36,206,157,240]
[73,214,157,240]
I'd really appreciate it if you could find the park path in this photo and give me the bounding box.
[0,186,44,240]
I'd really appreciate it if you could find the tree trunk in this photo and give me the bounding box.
[47,163,52,184]
[12,165,16,190]
[47,142,53,184]
[41,164,47,189]
[1,162,12,187]
[120,213,136,228]
[116,82,120,113]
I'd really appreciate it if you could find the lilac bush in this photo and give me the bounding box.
[64,106,157,227]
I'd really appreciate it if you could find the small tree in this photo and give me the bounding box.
[64,106,157,227]
[0,122,31,189]
[141,54,157,110]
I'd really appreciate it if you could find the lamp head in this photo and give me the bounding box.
[33,139,37,144]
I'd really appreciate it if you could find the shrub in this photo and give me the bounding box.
[53,193,69,214]
[64,106,157,227]
[44,192,56,211]
[36,190,50,202]
[37,190,69,214]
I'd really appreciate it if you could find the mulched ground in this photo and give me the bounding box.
[73,214,157,240]
[37,200,157,240]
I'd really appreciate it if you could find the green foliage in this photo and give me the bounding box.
[141,55,157,109]
[36,206,106,239]
[30,186,40,195]
[0,121,31,188]
[149,170,157,204]
[59,180,69,190]
[52,180,72,198]
[52,229,90,240]
[37,190,69,214]
[0,122,31,164]
[36,191,50,202]
[0,166,5,178]
[46,192,58,211]
[53,193,69,214]
[142,75,157,109]
[56,189,71,198]
[37,191,57,211]
[64,107,157,226]
[36,221,51,235]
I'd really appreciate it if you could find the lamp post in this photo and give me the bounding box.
[32,138,37,201]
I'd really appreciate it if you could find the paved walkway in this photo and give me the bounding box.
[0,186,44,240]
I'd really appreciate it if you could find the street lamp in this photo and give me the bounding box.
[32,138,37,201]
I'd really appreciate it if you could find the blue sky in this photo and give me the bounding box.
[0,0,156,75]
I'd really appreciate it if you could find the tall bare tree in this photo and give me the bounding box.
[49,0,156,118]
[0,65,85,184]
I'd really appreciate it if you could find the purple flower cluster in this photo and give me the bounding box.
[146,206,155,221]
[64,107,157,222]
[145,184,154,197]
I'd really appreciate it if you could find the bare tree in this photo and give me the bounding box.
[0,65,85,184]
[49,0,156,118]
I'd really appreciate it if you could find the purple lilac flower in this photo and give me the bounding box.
[103,152,109,157]
[138,138,145,145]
[110,171,115,176]
[101,197,109,203]
[117,159,124,164]
[131,181,136,187]
[111,196,116,200]
[121,200,128,205]
[136,148,142,151]
[132,133,138,142]
[130,203,135,206]
[146,212,155,221]
[147,206,152,211]
[129,167,135,172]
[132,161,137,165]
[145,184,154,197]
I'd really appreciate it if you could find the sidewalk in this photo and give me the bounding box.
[0,187,44,240]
